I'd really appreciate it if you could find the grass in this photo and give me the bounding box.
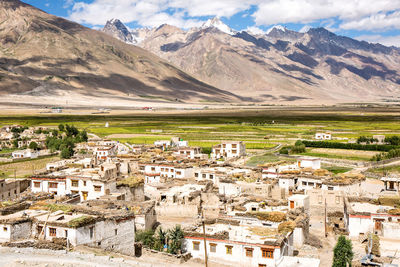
[367,164,400,174]
[0,155,60,178]
[246,153,295,167]
[1,108,400,155]
[298,151,369,161]
[322,165,352,174]
[0,148,17,155]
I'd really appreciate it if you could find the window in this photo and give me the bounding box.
[49,182,57,189]
[65,230,68,237]
[245,247,253,257]
[89,227,94,239]
[49,228,57,237]
[202,174,206,178]
[193,241,200,251]
[37,226,43,234]
[328,186,334,190]
[259,265,266,267]
[195,173,199,178]
[71,180,79,187]
[94,185,102,192]
[151,167,156,171]
[209,243,217,253]
[232,150,237,154]
[176,171,182,175]
[302,181,306,185]
[262,248,274,258]
[83,181,87,186]
[226,245,233,255]
[3,227,7,232]
[232,144,237,148]
[115,229,118,235]
[222,144,226,148]
[34,182,41,188]
[14,190,17,194]
[210,175,214,179]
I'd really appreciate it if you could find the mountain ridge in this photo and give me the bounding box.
[102,18,400,103]
[0,1,243,106]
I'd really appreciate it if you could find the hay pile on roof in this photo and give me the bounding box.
[378,195,400,207]
[117,175,144,188]
[250,227,278,237]
[313,169,330,176]
[280,170,301,175]
[388,208,400,215]
[67,216,96,228]
[246,211,286,222]
[278,221,296,235]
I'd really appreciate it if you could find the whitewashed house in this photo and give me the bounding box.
[12,149,39,159]
[32,210,136,255]
[0,210,48,243]
[219,181,241,197]
[211,141,246,160]
[297,157,321,170]
[173,147,206,160]
[31,163,120,201]
[288,195,310,213]
[345,200,400,239]
[315,133,332,140]
[183,222,294,267]
[140,163,194,184]
[297,176,323,191]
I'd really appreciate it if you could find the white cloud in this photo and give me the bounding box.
[245,26,265,35]
[252,0,400,25]
[340,11,400,31]
[355,34,400,47]
[67,0,400,38]
[69,0,207,28]
[63,0,74,8]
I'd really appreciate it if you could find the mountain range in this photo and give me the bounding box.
[103,18,400,103]
[0,0,240,107]
[1,0,400,107]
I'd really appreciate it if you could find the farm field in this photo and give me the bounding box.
[0,156,60,178]
[299,148,381,161]
[1,107,400,161]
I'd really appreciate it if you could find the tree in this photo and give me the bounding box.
[168,225,184,255]
[29,141,38,150]
[12,139,19,148]
[135,230,155,248]
[332,235,354,267]
[153,227,167,251]
[60,146,73,159]
[58,124,65,132]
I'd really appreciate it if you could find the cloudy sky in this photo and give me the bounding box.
[23,0,400,46]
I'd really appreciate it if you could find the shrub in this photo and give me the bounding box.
[332,235,353,267]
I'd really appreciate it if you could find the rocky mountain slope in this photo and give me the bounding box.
[0,1,241,106]
[103,17,400,103]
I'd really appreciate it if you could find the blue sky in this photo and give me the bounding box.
[23,0,400,46]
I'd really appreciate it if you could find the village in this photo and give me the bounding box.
[0,124,399,267]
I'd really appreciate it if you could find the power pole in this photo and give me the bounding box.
[201,209,208,267]
[324,198,327,237]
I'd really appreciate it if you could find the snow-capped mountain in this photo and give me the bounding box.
[201,17,236,35]
[101,18,400,104]
[266,25,286,34]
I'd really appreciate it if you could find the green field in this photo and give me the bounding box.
[1,108,400,159]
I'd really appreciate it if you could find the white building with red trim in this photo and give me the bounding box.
[345,199,400,239]
[183,222,294,267]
